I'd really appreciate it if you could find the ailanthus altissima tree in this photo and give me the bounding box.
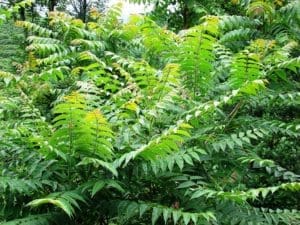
[0,1,299,224]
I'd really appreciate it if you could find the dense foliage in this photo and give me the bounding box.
[0,21,25,73]
[129,0,243,30]
[0,0,299,224]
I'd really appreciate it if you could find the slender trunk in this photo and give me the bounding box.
[31,4,34,22]
[182,2,189,29]
[19,7,25,21]
[82,0,87,23]
[18,7,28,40]
[49,0,57,11]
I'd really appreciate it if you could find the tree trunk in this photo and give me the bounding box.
[49,0,57,11]
[82,0,87,23]
[19,7,26,21]
[182,3,189,29]
[31,4,34,22]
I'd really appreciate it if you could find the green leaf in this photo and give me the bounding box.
[152,207,162,225]
[182,213,191,225]
[92,181,106,197]
[27,198,74,217]
[163,208,170,224]
[77,157,118,176]
[140,203,149,217]
[175,157,184,170]
[177,181,196,189]
[172,210,181,225]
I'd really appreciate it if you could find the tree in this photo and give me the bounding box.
[66,0,108,22]
[48,0,57,11]
[0,1,299,225]
[129,0,243,31]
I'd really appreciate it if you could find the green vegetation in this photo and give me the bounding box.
[0,21,25,73]
[0,0,299,224]
[129,0,244,30]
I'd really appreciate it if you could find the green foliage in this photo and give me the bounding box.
[117,201,216,225]
[27,191,86,217]
[0,21,25,73]
[0,0,35,24]
[176,16,219,98]
[0,213,65,225]
[0,2,299,225]
[129,0,243,31]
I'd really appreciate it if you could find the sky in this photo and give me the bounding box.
[108,0,152,21]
